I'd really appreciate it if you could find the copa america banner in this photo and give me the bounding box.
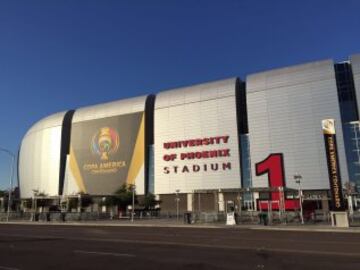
[322,119,345,211]
[68,112,144,195]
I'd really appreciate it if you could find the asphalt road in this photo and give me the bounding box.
[0,224,359,270]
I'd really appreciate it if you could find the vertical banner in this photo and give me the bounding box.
[322,119,345,211]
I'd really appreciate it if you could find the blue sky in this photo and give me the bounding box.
[0,0,359,189]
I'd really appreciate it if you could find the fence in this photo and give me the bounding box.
[0,210,359,226]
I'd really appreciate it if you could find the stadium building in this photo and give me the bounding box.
[18,54,360,214]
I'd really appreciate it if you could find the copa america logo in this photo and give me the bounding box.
[91,127,120,160]
[322,119,336,135]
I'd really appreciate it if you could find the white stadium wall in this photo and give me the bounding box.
[19,112,66,198]
[154,78,242,194]
[18,54,360,200]
[247,60,349,190]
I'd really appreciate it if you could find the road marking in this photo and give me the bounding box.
[73,239,360,258]
[0,231,358,248]
[74,250,135,257]
[0,266,20,270]
[1,232,360,258]
[3,222,360,234]
[1,229,358,247]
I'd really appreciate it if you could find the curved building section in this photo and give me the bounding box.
[18,53,360,212]
[154,78,243,194]
[62,96,147,196]
[19,111,67,198]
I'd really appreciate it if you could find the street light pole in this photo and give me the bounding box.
[78,193,82,213]
[294,173,304,224]
[198,193,201,213]
[131,185,136,223]
[0,147,16,222]
[175,189,180,221]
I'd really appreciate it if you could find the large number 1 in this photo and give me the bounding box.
[255,153,299,210]
[255,153,285,188]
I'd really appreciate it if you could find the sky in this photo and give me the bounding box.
[0,0,359,189]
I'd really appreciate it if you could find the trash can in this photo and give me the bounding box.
[259,212,268,226]
[234,213,239,225]
[184,212,192,224]
[263,213,268,226]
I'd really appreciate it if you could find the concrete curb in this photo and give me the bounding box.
[0,221,225,229]
[247,225,360,233]
[1,221,360,233]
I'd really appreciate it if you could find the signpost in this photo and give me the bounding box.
[294,173,304,225]
[226,212,236,225]
[226,201,236,225]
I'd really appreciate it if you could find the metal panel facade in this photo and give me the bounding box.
[351,54,360,114]
[247,60,349,190]
[154,79,242,194]
[18,55,359,199]
[19,112,66,198]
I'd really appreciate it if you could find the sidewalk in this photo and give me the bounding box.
[2,218,360,233]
